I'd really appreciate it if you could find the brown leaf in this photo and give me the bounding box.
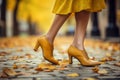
[3,68,18,77]
[98,69,108,75]
[36,63,56,71]
[0,72,8,78]
[100,57,116,62]
[107,57,116,61]
[13,63,18,69]
[67,73,79,77]
[35,67,43,71]
[11,56,19,60]
[44,69,53,72]
[100,57,108,62]
[32,71,39,74]
[18,64,29,69]
[92,66,99,73]
[25,53,32,59]
[114,62,120,67]
[19,56,24,58]
[0,52,9,56]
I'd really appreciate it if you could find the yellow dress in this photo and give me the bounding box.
[52,0,106,14]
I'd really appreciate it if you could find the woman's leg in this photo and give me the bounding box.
[72,11,90,50]
[68,11,102,66]
[71,11,90,59]
[46,14,71,44]
[34,14,70,65]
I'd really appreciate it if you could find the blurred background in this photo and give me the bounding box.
[0,0,120,40]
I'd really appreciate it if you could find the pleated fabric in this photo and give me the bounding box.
[52,0,106,14]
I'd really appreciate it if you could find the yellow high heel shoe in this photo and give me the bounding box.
[34,36,59,65]
[68,45,102,66]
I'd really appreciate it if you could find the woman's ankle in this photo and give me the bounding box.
[45,35,54,44]
[71,43,84,50]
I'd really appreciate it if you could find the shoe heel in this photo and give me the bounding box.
[34,40,40,51]
[68,54,73,64]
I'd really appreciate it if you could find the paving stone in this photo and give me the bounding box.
[11,77,33,80]
[111,71,120,76]
[36,77,63,80]
[0,78,33,80]
[0,44,120,80]
[108,73,120,76]
[98,75,120,80]
[0,78,10,80]
[80,73,99,77]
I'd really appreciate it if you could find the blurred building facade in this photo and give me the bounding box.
[0,0,120,39]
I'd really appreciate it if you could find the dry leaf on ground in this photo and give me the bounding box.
[35,63,56,72]
[3,68,18,77]
[105,53,112,57]
[57,59,69,71]
[25,53,34,59]
[82,77,98,80]
[0,72,8,78]
[13,63,18,69]
[107,57,116,61]
[0,52,9,56]
[100,57,116,62]
[67,73,79,77]
[44,69,54,72]
[59,59,69,67]
[18,64,29,70]
[11,56,19,60]
[35,67,43,71]
[92,66,108,75]
[98,69,108,75]
[92,66,99,73]
[114,62,120,67]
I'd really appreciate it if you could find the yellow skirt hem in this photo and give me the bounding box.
[52,7,105,15]
[52,0,106,15]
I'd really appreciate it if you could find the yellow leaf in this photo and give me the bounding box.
[67,73,79,77]
[83,77,98,80]
[98,69,108,75]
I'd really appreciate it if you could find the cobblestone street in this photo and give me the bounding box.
[0,36,120,80]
